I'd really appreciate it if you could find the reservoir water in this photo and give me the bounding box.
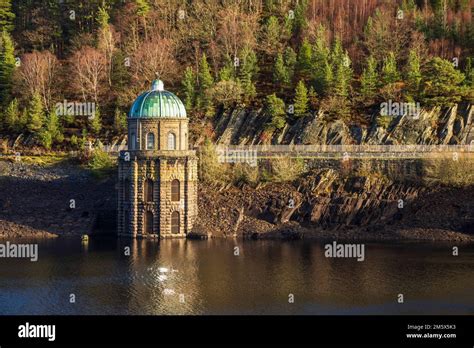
[0,238,473,315]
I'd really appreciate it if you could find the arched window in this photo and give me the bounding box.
[167,132,176,150]
[130,133,136,150]
[145,178,153,202]
[171,179,180,202]
[124,178,130,202]
[145,211,154,235]
[171,211,180,234]
[146,133,155,150]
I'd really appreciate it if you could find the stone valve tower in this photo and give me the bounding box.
[117,79,198,238]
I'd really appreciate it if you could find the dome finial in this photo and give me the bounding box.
[151,77,164,91]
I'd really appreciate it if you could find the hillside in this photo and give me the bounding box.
[0,0,473,151]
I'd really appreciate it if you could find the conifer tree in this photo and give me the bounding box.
[273,53,288,85]
[293,0,308,37]
[0,30,15,106]
[382,52,400,85]
[218,55,234,81]
[283,47,297,81]
[297,38,312,79]
[3,97,18,132]
[331,41,352,98]
[463,57,474,87]
[0,0,15,32]
[97,4,110,30]
[238,47,258,102]
[421,57,465,106]
[46,109,62,143]
[182,66,196,110]
[89,108,102,135]
[265,93,286,130]
[113,107,127,134]
[312,26,331,94]
[39,109,61,149]
[294,80,309,116]
[197,53,214,113]
[406,50,422,99]
[360,56,379,104]
[38,129,52,149]
[27,93,45,134]
[135,0,150,17]
[262,16,280,54]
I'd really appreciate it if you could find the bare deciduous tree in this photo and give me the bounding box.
[129,36,177,93]
[17,50,58,111]
[70,46,107,103]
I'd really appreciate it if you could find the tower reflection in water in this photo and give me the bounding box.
[118,238,203,315]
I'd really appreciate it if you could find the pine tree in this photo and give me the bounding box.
[312,25,331,94]
[45,109,62,143]
[0,30,15,106]
[218,55,234,81]
[421,57,465,106]
[27,93,44,134]
[113,107,127,134]
[463,57,474,87]
[265,93,286,130]
[406,50,422,99]
[262,16,280,54]
[294,80,309,116]
[283,47,297,82]
[197,53,214,112]
[360,56,379,104]
[89,108,102,135]
[97,4,110,30]
[38,129,53,150]
[0,0,15,32]
[297,38,312,79]
[38,110,60,150]
[331,45,352,98]
[382,52,400,85]
[182,66,196,110]
[3,97,18,132]
[273,53,288,85]
[293,0,308,37]
[238,47,258,102]
[135,0,150,17]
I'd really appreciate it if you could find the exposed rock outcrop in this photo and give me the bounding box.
[195,168,474,241]
[211,103,474,146]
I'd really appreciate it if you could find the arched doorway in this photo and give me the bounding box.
[171,211,180,234]
[145,211,154,235]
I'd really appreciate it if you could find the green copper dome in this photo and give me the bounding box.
[129,80,187,119]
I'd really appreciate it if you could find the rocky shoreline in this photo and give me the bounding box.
[0,159,473,242]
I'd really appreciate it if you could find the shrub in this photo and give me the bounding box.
[87,148,115,177]
[269,157,305,182]
[198,139,228,184]
[424,157,474,187]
